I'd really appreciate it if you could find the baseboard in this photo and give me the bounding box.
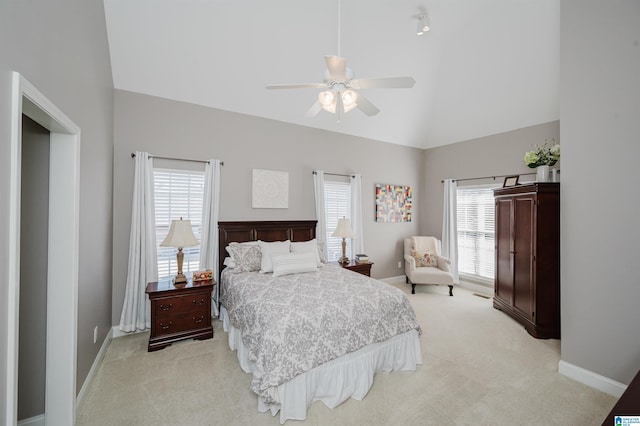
[111,325,147,338]
[17,414,44,426]
[379,275,405,285]
[558,360,627,397]
[458,280,493,297]
[76,328,113,410]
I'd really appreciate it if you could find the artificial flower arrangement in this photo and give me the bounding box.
[192,269,213,281]
[524,139,560,168]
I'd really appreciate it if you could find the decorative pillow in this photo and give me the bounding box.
[424,252,438,268]
[290,239,323,267]
[271,252,318,277]
[411,250,438,268]
[223,257,235,268]
[226,243,262,272]
[225,241,259,258]
[258,240,291,273]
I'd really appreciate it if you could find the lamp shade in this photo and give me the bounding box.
[331,217,355,238]
[160,218,199,248]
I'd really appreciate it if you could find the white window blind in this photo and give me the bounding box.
[456,186,496,280]
[154,169,205,281]
[324,180,351,262]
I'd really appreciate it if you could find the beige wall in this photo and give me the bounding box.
[112,90,424,324]
[421,121,560,237]
[0,0,114,414]
[560,0,640,385]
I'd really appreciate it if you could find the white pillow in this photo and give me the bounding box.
[258,240,291,273]
[271,252,318,277]
[290,239,323,267]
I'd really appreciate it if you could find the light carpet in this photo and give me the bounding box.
[77,283,615,425]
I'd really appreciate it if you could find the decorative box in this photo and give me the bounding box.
[193,270,213,281]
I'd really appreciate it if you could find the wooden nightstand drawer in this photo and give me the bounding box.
[152,293,211,318]
[152,308,210,337]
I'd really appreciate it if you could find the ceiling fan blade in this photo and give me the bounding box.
[355,93,380,116]
[266,83,327,90]
[350,76,416,89]
[305,101,322,117]
[325,55,347,81]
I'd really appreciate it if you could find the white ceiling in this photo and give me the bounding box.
[104,0,559,149]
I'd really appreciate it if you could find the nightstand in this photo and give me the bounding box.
[337,260,373,277]
[145,278,214,352]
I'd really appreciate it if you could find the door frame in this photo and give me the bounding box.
[7,72,81,425]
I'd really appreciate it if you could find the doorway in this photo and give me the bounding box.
[7,73,81,425]
[18,115,50,422]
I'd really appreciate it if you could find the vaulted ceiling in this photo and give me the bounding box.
[104,0,559,149]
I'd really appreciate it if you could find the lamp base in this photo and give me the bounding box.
[174,273,187,285]
[338,256,350,265]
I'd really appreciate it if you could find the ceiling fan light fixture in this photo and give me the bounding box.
[319,90,335,106]
[342,90,358,112]
[417,13,430,35]
[319,90,337,113]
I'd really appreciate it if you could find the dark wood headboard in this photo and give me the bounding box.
[218,220,317,275]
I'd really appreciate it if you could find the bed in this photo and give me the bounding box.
[218,220,423,423]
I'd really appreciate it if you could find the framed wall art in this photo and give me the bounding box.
[252,169,289,208]
[375,183,412,222]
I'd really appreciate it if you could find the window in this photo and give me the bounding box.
[456,185,496,280]
[154,169,205,281]
[324,180,351,262]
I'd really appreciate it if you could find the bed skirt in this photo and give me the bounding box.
[221,306,423,424]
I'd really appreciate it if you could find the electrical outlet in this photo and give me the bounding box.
[93,326,98,344]
[397,261,402,269]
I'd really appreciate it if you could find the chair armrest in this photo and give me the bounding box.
[437,255,451,272]
[404,254,416,271]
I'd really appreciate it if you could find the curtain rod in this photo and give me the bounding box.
[130,152,223,166]
[441,171,546,183]
[312,171,355,178]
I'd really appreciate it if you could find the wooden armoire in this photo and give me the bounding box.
[493,182,560,339]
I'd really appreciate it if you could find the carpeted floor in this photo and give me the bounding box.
[76,283,616,425]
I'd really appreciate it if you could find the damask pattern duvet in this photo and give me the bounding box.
[220,265,421,404]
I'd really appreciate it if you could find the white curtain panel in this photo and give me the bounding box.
[313,171,328,262]
[441,179,459,283]
[199,159,222,317]
[350,174,364,257]
[120,152,158,332]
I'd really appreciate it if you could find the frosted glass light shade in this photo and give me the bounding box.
[331,218,355,238]
[417,13,430,35]
[160,218,199,248]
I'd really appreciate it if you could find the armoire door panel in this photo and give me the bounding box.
[513,197,534,320]
[495,198,513,304]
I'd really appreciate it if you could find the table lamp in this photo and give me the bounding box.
[160,217,199,284]
[331,217,355,265]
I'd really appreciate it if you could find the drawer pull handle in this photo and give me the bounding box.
[192,298,206,305]
[160,321,173,330]
[160,303,173,311]
[193,315,205,324]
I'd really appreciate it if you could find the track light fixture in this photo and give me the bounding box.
[417,13,430,35]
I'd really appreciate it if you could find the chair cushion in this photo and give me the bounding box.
[411,266,454,286]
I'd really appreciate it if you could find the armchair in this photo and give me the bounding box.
[404,236,454,296]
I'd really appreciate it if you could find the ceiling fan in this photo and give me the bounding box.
[265,0,415,121]
[266,55,415,121]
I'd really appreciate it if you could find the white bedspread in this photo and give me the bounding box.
[220,265,423,422]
